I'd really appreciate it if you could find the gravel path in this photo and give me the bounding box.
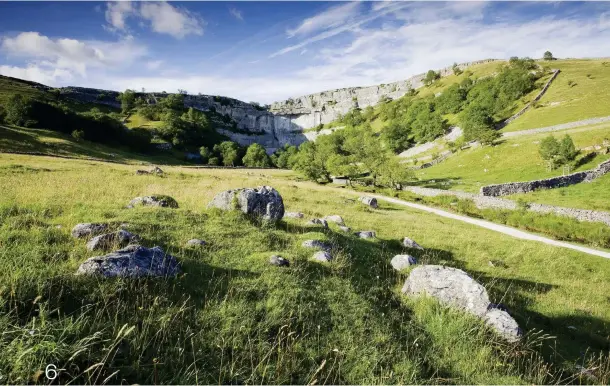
[344,190,610,259]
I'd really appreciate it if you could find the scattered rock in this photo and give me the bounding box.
[128,195,179,209]
[567,325,577,330]
[391,255,417,271]
[323,215,345,225]
[136,170,150,175]
[338,225,351,233]
[355,231,376,239]
[269,255,290,267]
[71,223,109,238]
[208,186,284,222]
[151,166,164,175]
[86,230,139,251]
[402,237,423,250]
[301,240,331,251]
[76,245,181,278]
[358,196,378,208]
[186,239,206,247]
[284,212,304,219]
[307,218,328,228]
[401,265,522,342]
[313,251,332,262]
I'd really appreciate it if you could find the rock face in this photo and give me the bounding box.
[76,245,181,278]
[208,186,284,222]
[355,231,376,239]
[128,195,179,209]
[302,240,331,251]
[391,255,417,271]
[313,251,333,262]
[269,255,290,267]
[186,239,206,247]
[323,215,345,225]
[402,265,521,342]
[402,237,424,250]
[284,212,304,219]
[358,196,378,208]
[71,223,109,238]
[86,230,139,251]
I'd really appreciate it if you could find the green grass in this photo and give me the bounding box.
[125,113,165,130]
[0,153,609,384]
[416,122,610,196]
[502,59,610,132]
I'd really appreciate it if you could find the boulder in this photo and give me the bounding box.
[301,240,331,251]
[186,239,206,247]
[323,215,345,225]
[313,251,332,262]
[355,231,376,239]
[338,225,352,233]
[76,245,181,278]
[208,186,284,222]
[402,265,522,342]
[402,237,423,250]
[86,230,139,251]
[307,218,328,228]
[127,195,178,209]
[284,212,304,219]
[358,196,378,208]
[151,166,164,175]
[71,223,109,238]
[136,170,150,175]
[269,255,290,267]
[391,255,417,271]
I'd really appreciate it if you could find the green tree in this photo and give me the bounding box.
[242,143,271,167]
[271,144,298,169]
[423,70,440,86]
[291,142,331,182]
[382,120,412,153]
[539,135,560,169]
[4,94,32,126]
[452,62,463,76]
[199,146,211,163]
[208,156,220,166]
[543,51,555,61]
[159,93,185,112]
[117,89,136,113]
[214,141,241,166]
[71,129,85,142]
[377,157,414,190]
[558,134,578,165]
[461,105,500,145]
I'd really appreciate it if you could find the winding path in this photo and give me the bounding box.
[345,190,610,259]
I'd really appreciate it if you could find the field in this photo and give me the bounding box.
[0,153,609,384]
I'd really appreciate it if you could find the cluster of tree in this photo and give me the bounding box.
[538,134,578,170]
[198,141,277,168]
[1,94,150,151]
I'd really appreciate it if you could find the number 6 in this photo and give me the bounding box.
[45,364,58,380]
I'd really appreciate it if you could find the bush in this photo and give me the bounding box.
[423,70,440,86]
[71,130,85,142]
[242,143,271,168]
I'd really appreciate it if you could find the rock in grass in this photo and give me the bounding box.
[402,237,423,250]
[269,255,290,267]
[71,223,109,238]
[127,195,178,209]
[313,251,332,262]
[136,170,150,175]
[186,239,206,247]
[391,255,417,271]
[208,186,284,222]
[358,196,378,208]
[307,218,328,228]
[338,225,351,233]
[355,230,376,239]
[284,212,304,219]
[402,265,522,342]
[301,240,331,251]
[76,245,181,278]
[86,230,139,251]
[151,166,164,175]
[323,215,345,225]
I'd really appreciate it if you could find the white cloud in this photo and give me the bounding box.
[286,2,361,38]
[146,60,164,70]
[229,7,243,21]
[139,2,204,39]
[104,1,135,32]
[0,64,74,85]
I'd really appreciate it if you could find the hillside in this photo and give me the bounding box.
[1,152,609,384]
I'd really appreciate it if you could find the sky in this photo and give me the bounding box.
[0,1,609,104]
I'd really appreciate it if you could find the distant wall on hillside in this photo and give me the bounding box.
[480,159,610,196]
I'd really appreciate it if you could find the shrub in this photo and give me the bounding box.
[208,157,220,166]
[242,143,271,168]
[71,129,85,142]
[423,70,440,86]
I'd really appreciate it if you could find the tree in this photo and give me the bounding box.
[539,135,560,169]
[452,62,463,76]
[423,70,440,86]
[382,120,412,153]
[291,142,331,182]
[208,157,220,166]
[543,51,555,61]
[460,105,500,145]
[242,143,271,167]
[4,94,32,126]
[377,157,414,190]
[558,134,578,165]
[271,144,298,169]
[117,89,136,113]
[214,141,241,166]
[71,129,85,142]
[199,146,211,163]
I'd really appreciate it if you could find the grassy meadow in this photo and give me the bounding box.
[0,153,609,384]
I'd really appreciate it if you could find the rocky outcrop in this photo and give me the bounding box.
[71,223,109,238]
[391,254,417,271]
[127,195,179,209]
[86,230,139,251]
[480,159,610,196]
[269,255,290,267]
[301,240,331,251]
[208,186,285,222]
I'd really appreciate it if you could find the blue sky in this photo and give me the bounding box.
[1,1,609,104]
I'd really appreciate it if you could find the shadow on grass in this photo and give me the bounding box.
[410,177,461,190]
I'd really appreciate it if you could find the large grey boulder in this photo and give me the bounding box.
[128,195,178,209]
[355,231,376,239]
[76,245,181,278]
[391,255,417,271]
[323,215,345,225]
[208,186,284,222]
[313,251,333,262]
[403,237,424,250]
[72,223,109,238]
[358,196,378,208]
[86,230,139,251]
[402,265,521,342]
[301,240,331,251]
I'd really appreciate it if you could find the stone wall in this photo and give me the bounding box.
[480,159,610,196]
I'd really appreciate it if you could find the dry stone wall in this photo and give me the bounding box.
[480,159,610,196]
